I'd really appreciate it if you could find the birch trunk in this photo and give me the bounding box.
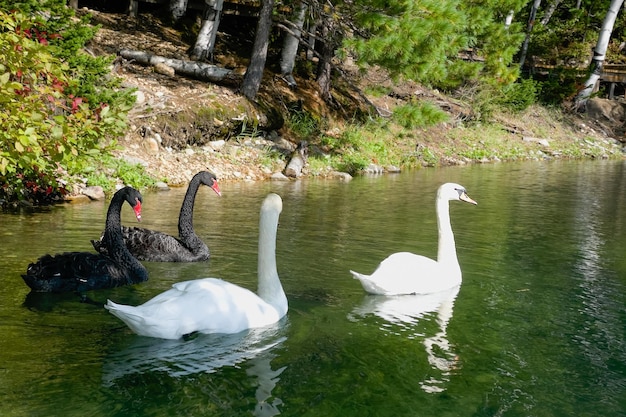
[119,49,237,84]
[540,0,562,25]
[242,0,275,100]
[190,0,224,61]
[279,1,308,88]
[575,0,624,110]
[170,0,189,22]
[519,0,541,68]
[504,10,514,30]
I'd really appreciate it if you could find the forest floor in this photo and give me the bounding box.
[82,7,625,189]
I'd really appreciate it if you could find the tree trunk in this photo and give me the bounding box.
[519,0,542,68]
[241,0,275,100]
[190,0,224,61]
[540,0,562,25]
[306,22,317,61]
[279,1,308,89]
[575,0,624,110]
[504,10,514,30]
[316,18,336,101]
[119,49,238,84]
[170,0,189,22]
[283,141,308,177]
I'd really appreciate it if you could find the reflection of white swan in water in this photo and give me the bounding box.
[349,286,460,393]
[103,325,286,416]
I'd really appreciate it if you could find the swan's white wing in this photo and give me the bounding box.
[106,278,281,339]
[352,252,447,295]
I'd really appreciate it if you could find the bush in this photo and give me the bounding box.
[392,101,448,129]
[454,77,538,122]
[0,5,135,204]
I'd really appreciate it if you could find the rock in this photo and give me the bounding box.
[333,172,353,181]
[362,164,384,174]
[81,185,105,201]
[132,90,146,105]
[586,98,626,136]
[271,172,290,181]
[154,181,170,191]
[144,137,160,154]
[523,136,550,147]
[122,155,149,167]
[208,140,226,151]
[67,194,92,204]
[154,62,175,77]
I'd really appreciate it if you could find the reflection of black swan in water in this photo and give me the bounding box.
[92,171,221,262]
[22,187,148,293]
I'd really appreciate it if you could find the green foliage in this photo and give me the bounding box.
[392,102,449,129]
[315,120,405,174]
[499,77,539,111]
[83,155,156,191]
[285,109,326,142]
[460,0,526,78]
[535,68,581,106]
[455,76,538,122]
[0,7,135,204]
[346,0,467,85]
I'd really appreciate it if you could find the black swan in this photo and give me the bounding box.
[22,186,148,293]
[91,171,221,262]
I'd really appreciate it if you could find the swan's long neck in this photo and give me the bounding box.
[257,207,287,316]
[436,196,459,269]
[103,192,145,274]
[103,192,126,257]
[178,176,201,244]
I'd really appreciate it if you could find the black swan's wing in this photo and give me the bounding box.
[22,251,146,293]
[124,226,209,262]
[94,226,208,262]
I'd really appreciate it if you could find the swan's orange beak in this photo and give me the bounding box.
[460,192,477,205]
[133,199,142,221]
[211,180,222,197]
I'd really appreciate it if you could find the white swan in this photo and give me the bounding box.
[105,193,287,340]
[350,183,477,295]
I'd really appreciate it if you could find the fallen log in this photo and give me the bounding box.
[118,49,241,85]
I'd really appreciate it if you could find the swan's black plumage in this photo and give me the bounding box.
[22,187,148,293]
[91,171,221,262]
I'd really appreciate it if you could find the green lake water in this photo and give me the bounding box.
[0,160,624,416]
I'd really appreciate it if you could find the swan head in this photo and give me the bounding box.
[198,171,222,196]
[438,183,477,205]
[261,193,283,215]
[120,186,143,221]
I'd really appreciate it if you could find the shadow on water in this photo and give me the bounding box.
[23,290,102,311]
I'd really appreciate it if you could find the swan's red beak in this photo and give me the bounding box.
[133,199,142,222]
[211,180,222,197]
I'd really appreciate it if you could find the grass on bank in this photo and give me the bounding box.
[284,103,623,176]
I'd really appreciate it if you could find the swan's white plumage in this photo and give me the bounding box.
[106,193,287,340]
[350,183,476,295]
